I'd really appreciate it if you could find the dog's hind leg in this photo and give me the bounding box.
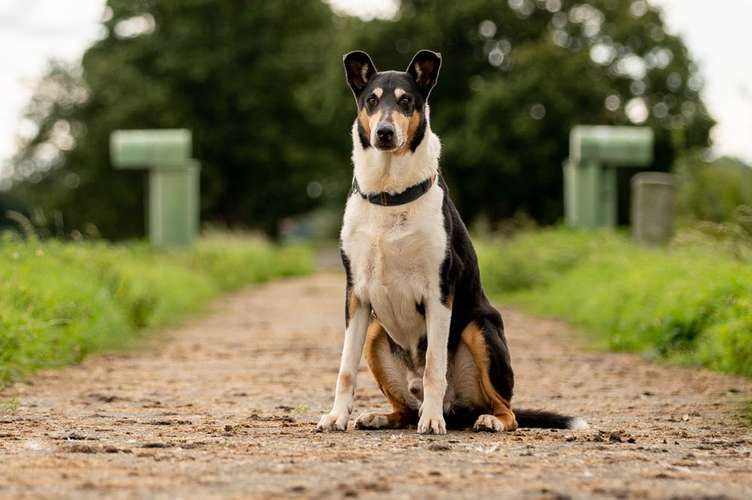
[460,320,518,432]
[355,320,417,430]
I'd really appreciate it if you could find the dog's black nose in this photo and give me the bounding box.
[376,124,395,142]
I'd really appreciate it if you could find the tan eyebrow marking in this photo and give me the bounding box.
[373,87,383,98]
[394,88,406,99]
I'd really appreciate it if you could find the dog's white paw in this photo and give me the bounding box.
[354,412,389,430]
[473,414,504,432]
[417,407,446,435]
[316,411,349,432]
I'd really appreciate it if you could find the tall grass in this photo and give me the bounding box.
[478,228,752,377]
[0,233,312,384]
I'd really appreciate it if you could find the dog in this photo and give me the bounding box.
[317,50,587,435]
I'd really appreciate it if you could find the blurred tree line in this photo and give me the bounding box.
[676,155,752,223]
[5,0,715,238]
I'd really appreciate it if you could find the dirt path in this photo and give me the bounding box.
[1,274,751,499]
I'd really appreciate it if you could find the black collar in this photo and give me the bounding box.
[352,174,437,207]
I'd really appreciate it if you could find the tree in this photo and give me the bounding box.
[9,0,714,236]
[10,0,342,238]
[340,0,714,225]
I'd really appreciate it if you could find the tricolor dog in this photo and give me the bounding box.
[317,50,586,434]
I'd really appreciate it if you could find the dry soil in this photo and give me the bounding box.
[1,273,751,499]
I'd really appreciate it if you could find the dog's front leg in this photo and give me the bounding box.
[417,298,451,435]
[317,302,370,432]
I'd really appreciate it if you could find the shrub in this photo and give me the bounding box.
[479,228,752,377]
[675,154,752,223]
[0,233,313,384]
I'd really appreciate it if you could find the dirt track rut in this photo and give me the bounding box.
[1,273,751,499]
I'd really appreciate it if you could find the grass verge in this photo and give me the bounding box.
[478,227,752,378]
[0,233,313,384]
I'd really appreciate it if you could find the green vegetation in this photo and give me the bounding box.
[0,398,20,413]
[0,233,312,384]
[5,0,713,237]
[478,228,752,377]
[676,154,752,223]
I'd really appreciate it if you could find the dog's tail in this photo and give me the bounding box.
[515,408,589,430]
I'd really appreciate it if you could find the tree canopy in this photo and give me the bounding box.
[7,0,714,237]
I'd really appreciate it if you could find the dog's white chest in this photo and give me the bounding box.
[342,186,446,350]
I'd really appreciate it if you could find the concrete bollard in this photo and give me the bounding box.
[631,172,676,246]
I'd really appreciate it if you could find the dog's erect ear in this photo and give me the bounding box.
[343,51,377,97]
[406,50,441,99]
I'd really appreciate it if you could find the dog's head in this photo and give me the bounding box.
[343,50,441,153]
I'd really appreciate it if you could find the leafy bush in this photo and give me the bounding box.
[676,154,752,223]
[0,233,312,384]
[479,228,752,377]
[477,227,607,292]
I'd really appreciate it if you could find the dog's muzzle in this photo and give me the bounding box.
[374,122,397,150]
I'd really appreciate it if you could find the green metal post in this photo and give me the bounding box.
[565,126,654,229]
[563,159,577,227]
[601,167,617,227]
[110,129,200,246]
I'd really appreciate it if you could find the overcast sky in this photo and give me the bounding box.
[651,0,752,164]
[0,0,750,181]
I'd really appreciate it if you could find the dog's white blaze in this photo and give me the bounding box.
[342,182,446,352]
[345,123,445,352]
[345,118,443,326]
[343,115,451,433]
[368,112,405,151]
[352,105,437,195]
[392,116,405,149]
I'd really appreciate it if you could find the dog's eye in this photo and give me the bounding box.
[366,95,379,108]
[398,96,412,109]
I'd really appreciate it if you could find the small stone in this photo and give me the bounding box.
[66,444,99,454]
[141,442,173,449]
[428,443,451,451]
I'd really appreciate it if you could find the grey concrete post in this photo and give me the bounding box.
[631,172,676,246]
